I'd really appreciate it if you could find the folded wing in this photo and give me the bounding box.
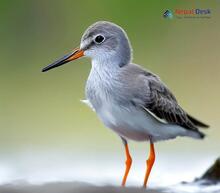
[140,73,208,137]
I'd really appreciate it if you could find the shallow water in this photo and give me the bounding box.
[0,151,219,192]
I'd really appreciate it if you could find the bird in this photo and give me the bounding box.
[42,21,209,188]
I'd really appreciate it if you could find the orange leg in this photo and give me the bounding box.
[143,141,155,188]
[121,142,132,186]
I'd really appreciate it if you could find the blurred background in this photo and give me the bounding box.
[0,0,219,187]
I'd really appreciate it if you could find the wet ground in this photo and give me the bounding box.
[1,181,220,193]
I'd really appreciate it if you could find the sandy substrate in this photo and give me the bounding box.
[0,182,165,193]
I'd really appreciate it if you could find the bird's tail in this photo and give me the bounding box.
[187,114,209,128]
[189,129,205,139]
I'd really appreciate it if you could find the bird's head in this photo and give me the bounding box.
[42,21,132,72]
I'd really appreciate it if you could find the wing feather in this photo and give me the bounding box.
[122,63,208,135]
[143,75,201,132]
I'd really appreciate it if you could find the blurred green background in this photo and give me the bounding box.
[0,0,219,176]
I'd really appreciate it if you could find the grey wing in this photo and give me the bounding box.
[139,73,207,134]
[121,63,208,132]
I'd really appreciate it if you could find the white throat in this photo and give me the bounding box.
[91,56,121,71]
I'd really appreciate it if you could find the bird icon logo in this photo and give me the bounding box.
[163,10,173,19]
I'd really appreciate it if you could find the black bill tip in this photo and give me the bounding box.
[41,49,84,73]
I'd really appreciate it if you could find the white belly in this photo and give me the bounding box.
[93,101,188,142]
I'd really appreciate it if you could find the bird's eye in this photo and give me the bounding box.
[94,35,105,44]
